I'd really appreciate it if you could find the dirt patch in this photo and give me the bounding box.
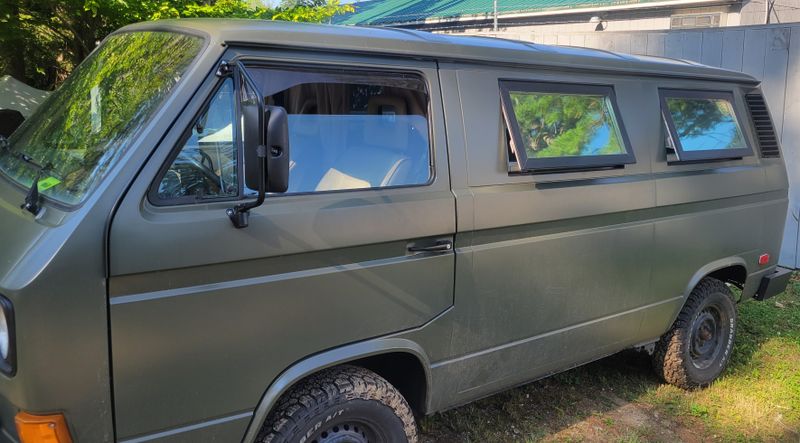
[538,392,709,443]
[420,366,715,443]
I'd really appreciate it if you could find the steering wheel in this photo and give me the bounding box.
[158,155,222,200]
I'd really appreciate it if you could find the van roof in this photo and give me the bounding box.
[122,19,758,84]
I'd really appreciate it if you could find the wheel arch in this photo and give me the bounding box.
[240,337,432,443]
[683,257,749,303]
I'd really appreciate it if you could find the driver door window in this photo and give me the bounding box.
[156,78,238,201]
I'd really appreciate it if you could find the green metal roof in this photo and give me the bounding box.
[335,0,680,26]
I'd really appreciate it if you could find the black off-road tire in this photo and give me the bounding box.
[257,365,418,443]
[652,277,737,389]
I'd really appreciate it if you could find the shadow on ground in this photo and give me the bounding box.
[419,280,800,442]
[420,351,704,442]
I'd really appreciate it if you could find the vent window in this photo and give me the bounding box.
[745,93,781,158]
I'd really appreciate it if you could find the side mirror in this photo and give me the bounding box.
[264,106,289,193]
[242,105,290,194]
[228,62,290,228]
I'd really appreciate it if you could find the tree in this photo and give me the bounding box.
[0,0,353,90]
[280,0,329,8]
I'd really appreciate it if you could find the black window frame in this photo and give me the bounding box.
[148,75,242,206]
[499,80,636,173]
[659,89,753,163]
[237,62,435,196]
[150,62,437,206]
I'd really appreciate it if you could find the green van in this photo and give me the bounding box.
[0,19,792,443]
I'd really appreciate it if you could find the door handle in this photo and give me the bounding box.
[407,240,453,254]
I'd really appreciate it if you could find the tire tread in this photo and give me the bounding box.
[258,365,417,443]
[652,277,735,389]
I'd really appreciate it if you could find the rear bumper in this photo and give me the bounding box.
[754,267,793,301]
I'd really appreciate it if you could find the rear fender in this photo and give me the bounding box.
[682,257,748,303]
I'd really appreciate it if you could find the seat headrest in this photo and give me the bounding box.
[365,96,409,151]
[367,96,407,116]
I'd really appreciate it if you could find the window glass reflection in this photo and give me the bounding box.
[666,97,746,151]
[508,92,625,159]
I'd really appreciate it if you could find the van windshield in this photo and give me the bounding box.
[0,31,204,206]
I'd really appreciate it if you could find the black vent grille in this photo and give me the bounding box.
[745,93,781,158]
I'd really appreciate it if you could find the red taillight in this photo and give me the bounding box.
[758,253,770,266]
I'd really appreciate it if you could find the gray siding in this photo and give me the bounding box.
[529,24,800,269]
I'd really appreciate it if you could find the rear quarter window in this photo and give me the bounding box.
[500,81,635,172]
[660,90,753,162]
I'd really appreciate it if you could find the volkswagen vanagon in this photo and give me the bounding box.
[0,19,792,443]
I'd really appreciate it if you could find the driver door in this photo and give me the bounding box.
[107,52,455,441]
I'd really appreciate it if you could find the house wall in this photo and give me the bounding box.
[740,0,800,25]
[432,1,800,36]
[437,5,733,36]
[441,23,800,269]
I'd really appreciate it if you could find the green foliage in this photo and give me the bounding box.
[509,92,623,159]
[689,402,709,417]
[0,0,353,90]
[271,1,352,22]
[281,0,329,8]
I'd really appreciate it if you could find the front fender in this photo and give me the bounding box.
[240,337,432,443]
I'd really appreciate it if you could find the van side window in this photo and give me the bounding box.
[156,78,238,201]
[499,81,635,172]
[660,90,753,162]
[250,67,432,193]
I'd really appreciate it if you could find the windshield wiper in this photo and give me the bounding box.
[0,135,49,170]
[0,135,52,216]
[20,171,43,215]
[18,159,53,217]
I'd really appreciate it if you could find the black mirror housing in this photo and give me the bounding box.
[265,106,290,193]
[228,62,289,228]
[242,105,289,194]
[241,92,263,192]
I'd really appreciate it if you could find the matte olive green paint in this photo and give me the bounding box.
[0,19,789,443]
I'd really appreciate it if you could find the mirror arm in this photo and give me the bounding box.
[227,144,266,229]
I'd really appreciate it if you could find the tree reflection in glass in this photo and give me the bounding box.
[0,31,203,205]
[666,97,745,152]
[509,92,625,159]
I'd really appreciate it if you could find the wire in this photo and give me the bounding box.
[344,0,800,27]
[345,0,685,24]
[748,1,800,10]
[747,0,800,11]
[413,9,797,32]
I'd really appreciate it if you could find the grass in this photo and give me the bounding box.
[420,273,800,442]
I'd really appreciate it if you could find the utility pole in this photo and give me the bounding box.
[765,0,774,24]
[493,0,498,32]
